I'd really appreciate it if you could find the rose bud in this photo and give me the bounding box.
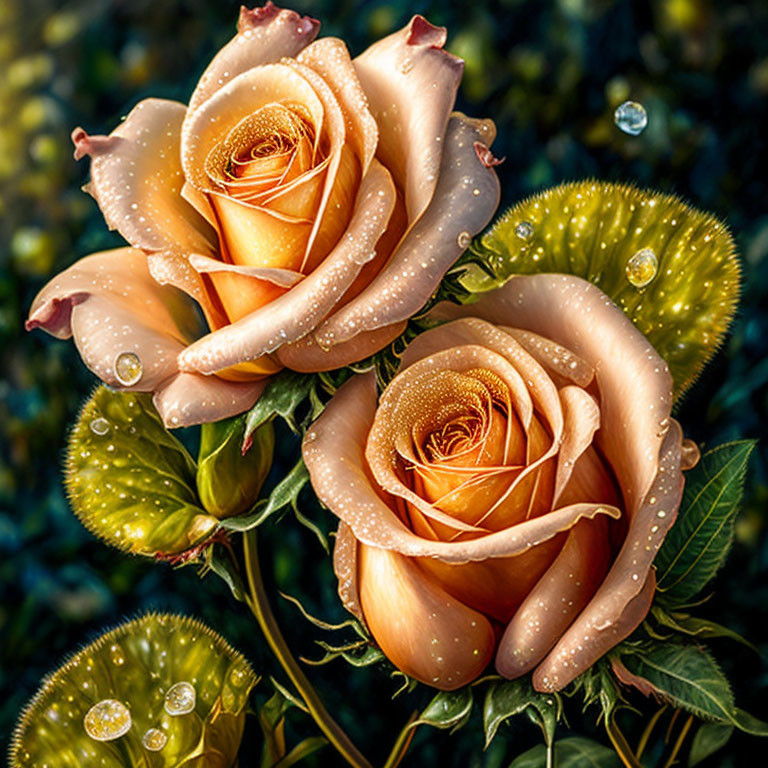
[304,274,691,692]
[26,4,501,428]
[9,613,258,768]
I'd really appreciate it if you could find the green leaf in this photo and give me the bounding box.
[197,416,274,519]
[656,441,756,605]
[272,736,327,768]
[10,614,258,768]
[219,459,310,532]
[508,737,622,768]
[651,606,759,653]
[617,642,768,736]
[465,182,740,399]
[688,723,734,767]
[244,370,317,438]
[411,688,474,732]
[205,544,247,603]
[66,386,217,556]
[484,678,560,748]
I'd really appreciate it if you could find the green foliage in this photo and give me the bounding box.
[688,723,734,767]
[483,678,561,748]
[616,642,768,735]
[197,416,274,519]
[463,182,741,399]
[508,737,622,768]
[244,370,322,439]
[66,386,215,556]
[567,661,621,725]
[656,441,755,606]
[9,614,258,768]
[411,688,474,733]
[650,606,759,653]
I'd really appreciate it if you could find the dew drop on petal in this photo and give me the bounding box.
[614,100,648,136]
[400,57,414,75]
[90,418,110,436]
[515,220,534,240]
[626,248,658,288]
[142,727,168,751]
[83,699,132,741]
[457,231,472,249]
[164,681,196,715]
[114,351,143,386]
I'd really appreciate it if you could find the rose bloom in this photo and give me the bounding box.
[26,4,500,427]
[304,274,698,692]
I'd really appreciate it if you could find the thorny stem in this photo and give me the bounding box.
[242,530,373,768]
[381,712,419,768]
[635,705,668,760]
[661,714,694,768]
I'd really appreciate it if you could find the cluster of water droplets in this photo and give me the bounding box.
[82,680,197,751]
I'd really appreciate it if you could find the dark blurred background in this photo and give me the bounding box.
[1,0,767,765]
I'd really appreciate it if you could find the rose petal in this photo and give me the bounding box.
[276,322,406,372]
[298,37,378,174]
[431,274,674,518]
[354,15,463,222]
[531,421,683,691]
[358,542,495,690]
[74,99,216,255]
[181,63,325,195]
[178,160,396,371]
[333,521,364,624]
[553,386,601,506]
[187,3,320,113]
[27,249,199,392]
[495,516,612,678]
[188,253,304,287]
[152,372,265,428]
[303,373,620,563]
[313,114,501,348]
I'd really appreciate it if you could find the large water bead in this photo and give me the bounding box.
[83,699,132,742]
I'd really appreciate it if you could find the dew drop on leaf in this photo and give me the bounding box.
[89,418,110,436]
[626,247,658,288]
[83,699,132,741]
[164,681,196,715]
[515,220,534,240]
[142,727,168,751]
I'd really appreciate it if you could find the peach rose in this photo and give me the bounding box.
[304,274,695,692]
[26,4,500,427]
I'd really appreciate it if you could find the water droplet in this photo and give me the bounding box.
[114,351,143,386]
[400,58,414,75]
[83,699,132,741]
[626,248,658,288]
[614,100,648,136]
[515,220,534,239]
[142,727,167,751]
[90,418,110,436]
[681,438,701,470]
[457,231,472,249]
[164,681,196,715]
[110,644,125,666]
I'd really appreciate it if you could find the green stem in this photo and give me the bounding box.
[606,715,645,768]
[242,530,373,768]
[635,705,668,760]
[662,715,694,768]
[381,713,419,768]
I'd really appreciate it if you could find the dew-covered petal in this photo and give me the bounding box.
[431,274,674,518]
[313,114,501,347]
[553,386,601,506]
[358,542,495,690]
[26,248,199,391]
[153,372,265,429]
[74,99,217,255]
[334,521,364,623]
[353,15,463,222]
[303,374,620,563]
[189,253,304,287]
[298,36,378,174]
[178,161,396,371]
[276,322,406,372]
[147,251,229,331]
[531,421,683,692]
[495,516,612,678]
[187,3,320,112]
